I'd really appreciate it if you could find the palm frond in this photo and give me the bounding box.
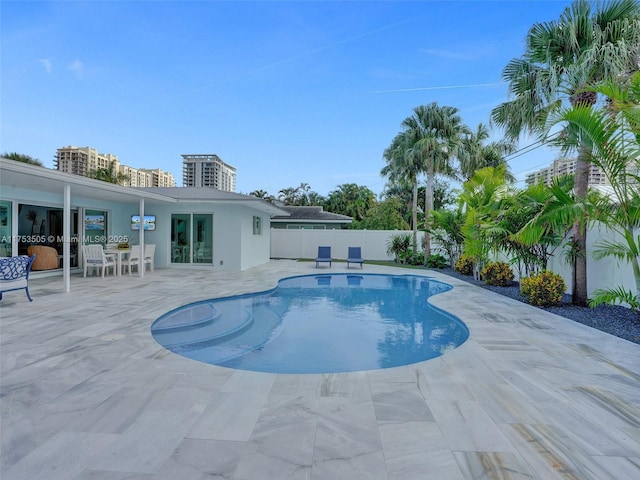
[589,286,640,311]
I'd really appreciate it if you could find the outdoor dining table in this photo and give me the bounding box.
[104,248,130,276]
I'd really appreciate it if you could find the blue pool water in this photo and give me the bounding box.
[151,274,469,374]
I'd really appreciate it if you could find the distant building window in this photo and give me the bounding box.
[253,216,262,235]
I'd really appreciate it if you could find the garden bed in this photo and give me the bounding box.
[438,267,640,345]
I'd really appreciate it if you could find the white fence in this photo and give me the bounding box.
[270,229,426,261]
[270,227,636,299]
[546,224,635,299]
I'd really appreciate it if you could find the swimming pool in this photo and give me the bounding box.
[151,273,469,374]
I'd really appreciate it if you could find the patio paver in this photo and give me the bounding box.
[1,260,639,479]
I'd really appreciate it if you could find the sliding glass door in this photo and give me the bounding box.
[171,213,212,264]
[0,201,11,257]
[193,214,213,263]
[16,203,79,267]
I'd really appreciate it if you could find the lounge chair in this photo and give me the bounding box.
[346,247,364,268]
[315,246,332,268]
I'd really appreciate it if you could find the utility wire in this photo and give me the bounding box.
[503,131,561,163]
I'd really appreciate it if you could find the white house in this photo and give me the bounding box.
[0,159,288,291]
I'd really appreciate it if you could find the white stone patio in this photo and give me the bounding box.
[1,260,639,479]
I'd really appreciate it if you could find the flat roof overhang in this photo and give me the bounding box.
[0,158,177,291]
[0,158,177,205]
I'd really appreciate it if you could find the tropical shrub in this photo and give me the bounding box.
[589,287,640,312]
[520,271,566,307]
[386,233,411,264]
[426,253,448,269]
[454,254,474,276]
[408,250,424,266]
[481,261,514,286]
[426,209,464,268]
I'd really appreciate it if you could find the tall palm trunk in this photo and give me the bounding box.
[424,165,434,262]
[572,152,590,305]
[411,179,418,254]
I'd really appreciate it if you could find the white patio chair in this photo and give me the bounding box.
[143,244,155,272]
[171,242,182,263]
[125,245,142,275]
[193,242,212,263]
[82,245,116,278]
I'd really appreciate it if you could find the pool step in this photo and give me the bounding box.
[152,301,254,348]
[152,303,219,331]
[171,301,285,364]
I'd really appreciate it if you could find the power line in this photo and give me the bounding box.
[503,132,561,163]
[514,160,555,174]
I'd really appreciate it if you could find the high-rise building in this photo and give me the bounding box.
[55,146,117,177]
[139,168,176,187]
[119,165,150,187]
[181,154,236,191]
[525,157,610,187]
[55,146,175,187]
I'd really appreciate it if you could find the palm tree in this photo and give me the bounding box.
[2,152,44,166]
[548,72,640,308]
[500,181,569,277]
[381,182,414,227]
[491,0,640,305]
[278,187,298,205]
[426,208,465,268]
[296,183,311,206]
[307,191,327,206]
[250,189,271,200]
[382,130,422,253]
[402,103,467,259]
[457,124,516,182]
[90,160,130,185]
[277,183,315,206]
[458,165,514,272]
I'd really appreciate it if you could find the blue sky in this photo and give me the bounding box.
[2,0,571,197]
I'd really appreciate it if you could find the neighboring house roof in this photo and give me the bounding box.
[136,187,289,216]
[271,206,352,224]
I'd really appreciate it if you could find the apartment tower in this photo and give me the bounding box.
[181,154,237,191]
[55,146,119,177]
[56,146,176,187]
[525,158,610,187]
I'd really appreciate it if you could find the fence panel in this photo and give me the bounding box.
[270,229,425,261]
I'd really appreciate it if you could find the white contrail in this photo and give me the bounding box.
[367,82,505,94]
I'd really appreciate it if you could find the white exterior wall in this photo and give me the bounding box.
[129,204,271,271]
[546,223,636,298]
[270,229,426,261]
[212,206,242,270]
[241,212,271,271]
